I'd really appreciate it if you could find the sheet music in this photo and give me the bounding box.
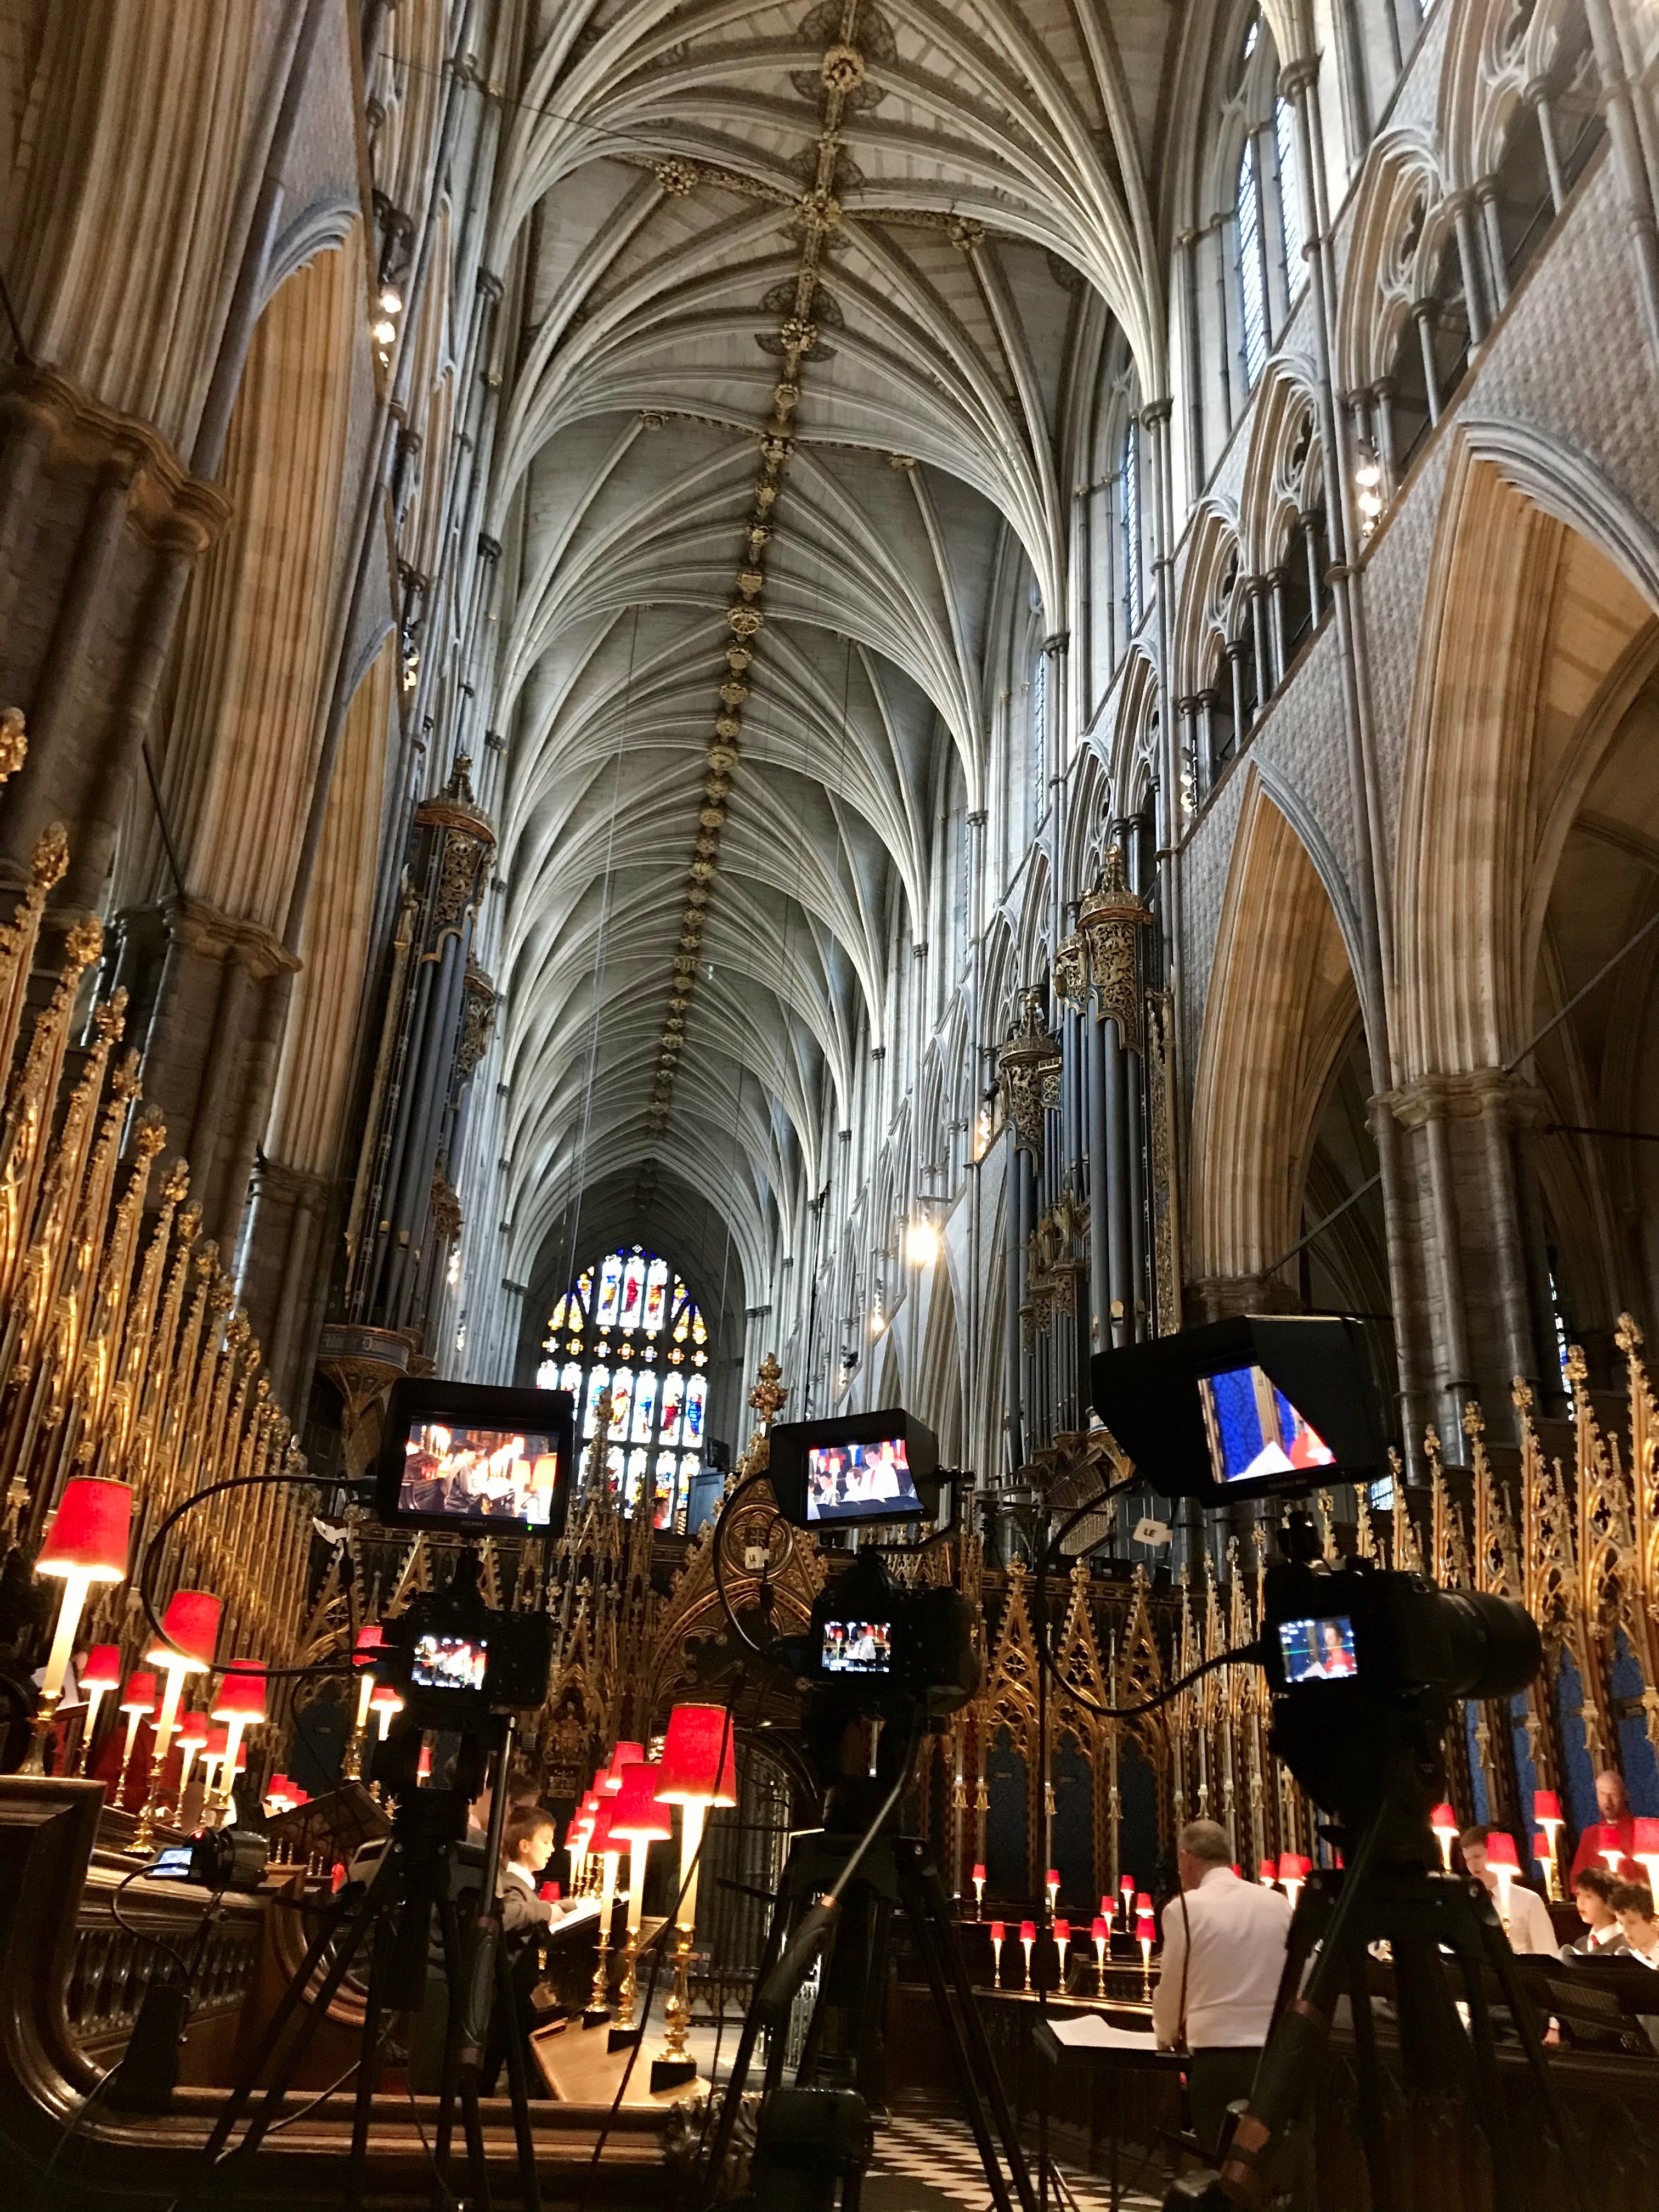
[1045,2015,1159,2050]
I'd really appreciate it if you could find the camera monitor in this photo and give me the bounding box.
[373,1377,574,1537]
[1090,1315,1382,1504]
[821,1618,894,1675]
[769,1410,940,1530]
[411,1632,488,1693]
[1277,1614,1359,1684]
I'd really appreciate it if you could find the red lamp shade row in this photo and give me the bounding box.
[212,1660,268,1722]
[81,1644,122,1693]
[588,1801,619,1856]
[605,1740,645,1792]
[609,1762,673,1843]
[120,1672,157,1715]
[147,1589,222,1672]
[655,1703,738,1805]
[38,1479,131,1581]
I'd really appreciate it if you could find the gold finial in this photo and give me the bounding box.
[1616,1313,1644,1355]
[1462,1401,1485,1443]
[1511,1376,1534,1413]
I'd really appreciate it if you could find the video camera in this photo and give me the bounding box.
[1261,1536,1541,1825]
[797,1545,979,1728]
[371,1375,575,1538]
[373,1554,554,1734]
[768,1408,943,1532]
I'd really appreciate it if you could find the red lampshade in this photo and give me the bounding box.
[38,1479,130,1582]
[1597,1821,1627,1858]
[203,1725,228,1756]
[972,1863,986,1880]
[81,1644,122,1692]
[1633,1818,1659,1855]
[588,1800,619,1855]
[1053,1917,1070,1943]
[1533,1790,1562,1823]
[989,1920,1005,1940]
[1259,1858,1276,1881]
[353,1624,384,1662]
[539,1880,561,1902]
[610,1762,673,1843]
[1091,1916,1109,1941]
[1019,1920,1036,1942]
[146,1588,221,1672]
[605,1740,645,1792]
[212,1660,267,1723]
[1278,1853,1312,1881]
[1430,1802,1458,1833]
[369,1681,403,1711]
[178,1712,209,1747]
[1532,1831,1550,1863]
[1135,1892,1152,1912]
[1046,1867,1059,1886]
[1485,1831,1520,1871]
[120,1671,157,1714]
[1135,1911,1155,1939]
[655,1703,738,1805]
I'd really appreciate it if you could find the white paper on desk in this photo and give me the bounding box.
[1046,2016,1158,2050]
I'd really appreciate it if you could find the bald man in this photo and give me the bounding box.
[1568,1770,1638,1887]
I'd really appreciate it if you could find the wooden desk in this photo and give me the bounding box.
[530,2017,698,2108]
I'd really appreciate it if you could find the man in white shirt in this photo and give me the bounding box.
[1459,1826,1557,1955]
[1150,1820,1293,2156]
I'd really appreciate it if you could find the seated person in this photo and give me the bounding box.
[1458,1825,1556,1954]
[1611,1882,1659,1969]
[1564,1865,1628,1957]
[487,1809,596,2091]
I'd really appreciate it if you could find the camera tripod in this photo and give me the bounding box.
[1169,1792,1586,2212]
[702,1821,1040,2212]
[186,1728,542,2212]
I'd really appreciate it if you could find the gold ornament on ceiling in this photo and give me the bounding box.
[820,43,865,93]
[655,157,698,195]
[727,604,764,638]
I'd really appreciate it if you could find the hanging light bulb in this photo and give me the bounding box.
[372,317,397,347]
[379,285,403,315]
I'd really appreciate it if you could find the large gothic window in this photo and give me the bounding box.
[537,1247,709,1528]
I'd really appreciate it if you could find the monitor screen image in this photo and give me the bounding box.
[411,1632,489,1693]
[1277,1615,1359,1684]
[821,1620,894,1675]
[1198,1363,1337,1487]
[397,1420,562,1527]
[804,1436,921,1522]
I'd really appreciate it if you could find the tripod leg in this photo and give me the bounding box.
[219,1874,395,2171]
[496,1938,543,2212]
[1345,1944,1391,2209]
[461,2077,493,2212]
[700,1876,794,2206]
[1468,1908,1587,2212]
[198,1875,368,2166]
[898,1846,1034,2212]
[433,1893,468,2203]
[1444,1910,1521,2212]
[917,1848,1041,2212]
[347,1915,391,2212]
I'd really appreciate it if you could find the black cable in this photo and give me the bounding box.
[138,1472,363,1680]
[108,1862,199,1987]
[708,1471,795,1666]
[1034,1635,1263,1723]
[259,2022,394,2136]
[30,2063,118,2210]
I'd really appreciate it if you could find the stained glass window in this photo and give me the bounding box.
[537,1245,710,1527]
[1237,136,1268,391]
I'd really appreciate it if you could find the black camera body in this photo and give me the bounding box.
[375,1570,554,1730]
[1260,1544,1541,1827]
[796,1548,979,1726]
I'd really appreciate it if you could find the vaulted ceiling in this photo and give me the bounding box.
[487,0,1182,1298]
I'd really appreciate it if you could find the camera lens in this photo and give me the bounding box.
[1437,1588,1542,1701]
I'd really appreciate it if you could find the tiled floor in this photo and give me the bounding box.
[861,2109,1164,2211]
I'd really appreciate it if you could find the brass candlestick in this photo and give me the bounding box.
[616,1927,641,2030]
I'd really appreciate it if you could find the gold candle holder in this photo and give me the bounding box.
[616,1927,641,2030]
